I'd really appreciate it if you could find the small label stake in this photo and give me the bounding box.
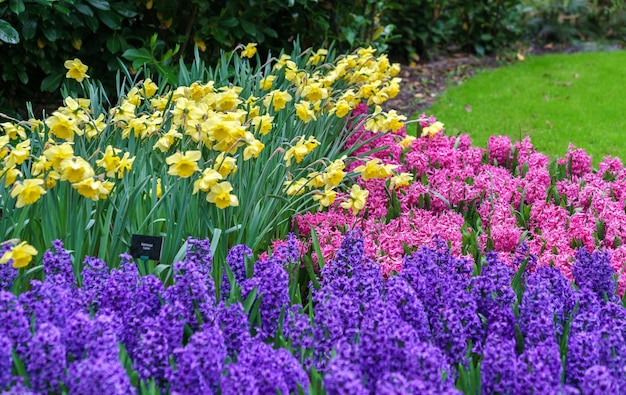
[130,234,163,261]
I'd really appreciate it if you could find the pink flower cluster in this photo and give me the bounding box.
[289,104,626,294]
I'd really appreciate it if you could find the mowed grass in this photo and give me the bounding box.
[423,50,626,166]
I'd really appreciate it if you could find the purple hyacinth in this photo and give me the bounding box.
[163,239,216,329]
[282,305,313,361]
[0,336,12,388]
[570,288,602,334]
[65,355,133,395]
[220,361,260,395]
[321,229,366,284]
[518,280,557,348]
[580,365,620,395]
[0,243,17,291]
[374,372,462,395]
[323,342,367,395]
[247,256,290,339]
[510,242,537,284]
[481,333,520,394]
[0,290,30,346]
[518,339,562,395]
[42,240,75,287]
[312,289,362,367]
[384,275,431,341]
[132,304,184,385]
[272,232,301,266]
[99,255,139,314]
[242,339,309,394]
[19,280,74,331]
[525,266,576,337]
[215,301,251,356]
[79,255,109,311]
[566,331,600,387]
[24,323,66,393]
[169,323,226,395]
[221,244,252,299]
[65,310,121,361]
[573,248,617,302]
[471,251,516,321]
[359,299,421,390]
[403,339,457,392]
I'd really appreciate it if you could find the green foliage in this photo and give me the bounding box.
[0,0,395,118]
[522,0,626,44]
[382,0,525,61]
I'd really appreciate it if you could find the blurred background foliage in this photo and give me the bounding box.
[0,0,625,118]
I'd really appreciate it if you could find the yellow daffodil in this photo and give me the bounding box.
[1,166,21,187]
[116,153,135,179]
[0,241,38,268]
[44,170,60,190]
[243,138,265,161]
[206,181,239,209]
[166,150,202,178]
[60,156,95,183]
[307,48,328,66]
[141,78,159,98]
[333,99,352,118]
[240,43,258,58]
[153,128,182,152]
[259,75,276,91]
[283,178,307,196]
[306,171,326,189]
[31,155,51,176]
[10,178,46,208]
[340,184,369,215]
[398,135,416,149]
[85,113,107,140]
[0,135,9,160]
[72,177,109,200]
[312,187,336,209]
[301,83,328,102]
[44,142,74,169]
[353,158,397,180]
[213,153,237,178]
[263,90,292,112]
[421,121,444,137]
[383,110,406,132]
[294,101,316,123]
[390,173,414,189]
[193,168,223,194]
[96,145,122,177]
[284,135,320,166]
[324,158,346,188]
[0,122,27,140]
[5,139,31,167]
[251,114,274,135]
[45,111,79,140]
[64,58,89,82]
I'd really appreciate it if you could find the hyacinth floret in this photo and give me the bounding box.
[565,331,600,386]
[24,323,67,393]
[215,301,251,356]
[321,229,365,284]
[383,275,431,341]
[220,361,260,395]
[471,251,516,322]
[0,336,12,389]
[580,365,620,395]
[78,255,109,310]
[0,243,17,291]
[169,323,226,395]
[164,239,217,329]
[0,290,30,345]
[100,254,139,314]
[573,248,618,302]
[19,280,73,331]
[248,255,290,338]
[42,240,75,287]
[221,244,252,298]
[518,339,562,394]
[66,355,133,395]
[481,333,520,394]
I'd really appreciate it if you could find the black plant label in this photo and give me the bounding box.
[130,234,163,261]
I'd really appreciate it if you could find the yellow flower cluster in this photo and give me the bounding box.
[1,45,403,217]
[0,240,38,268]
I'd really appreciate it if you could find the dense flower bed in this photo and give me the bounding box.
[296,104,626,295]
[1,229,625,394]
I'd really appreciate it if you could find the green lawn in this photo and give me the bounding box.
[424,50,626,166]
